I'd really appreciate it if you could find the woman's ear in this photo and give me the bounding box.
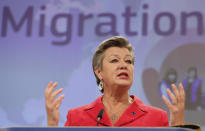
[94,68,102,80]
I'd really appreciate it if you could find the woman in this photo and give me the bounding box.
[183,67,202,110]
[159,68,178,101]
[45,36,185,127]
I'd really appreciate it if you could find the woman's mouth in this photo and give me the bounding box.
[117,72,129,79]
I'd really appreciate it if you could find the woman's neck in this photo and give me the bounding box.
[102,86,133,125]
[103,86,131,106]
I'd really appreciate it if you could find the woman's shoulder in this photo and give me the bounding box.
[131,95,169,126]
[67,95,103,115]
[68,104,91,114]
[64,96,103,126]
[132,95,167,114]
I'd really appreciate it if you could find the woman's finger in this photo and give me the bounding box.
[166,88,177,105]
[171,84,180,103]
[56,101,62,109]
[179,83,185,103]
[47,82,58,96]
[54,94,65,108]
[162,95,172,109]
[47,81,53,89]
[45,81,53,96]
[49,88,64,103]
[51,88,64,99]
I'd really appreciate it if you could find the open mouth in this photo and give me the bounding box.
[117,72,129,79]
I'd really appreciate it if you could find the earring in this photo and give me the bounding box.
[98,81,103,91]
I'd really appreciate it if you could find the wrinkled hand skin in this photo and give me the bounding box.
[162,83,185,126]
[45,81,64,126]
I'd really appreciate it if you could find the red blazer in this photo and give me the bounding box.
[64,95,169,127]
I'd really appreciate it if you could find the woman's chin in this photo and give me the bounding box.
[115,82,132,88]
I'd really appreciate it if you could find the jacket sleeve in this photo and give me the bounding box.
[162,111,169,126]
[64,109,72,126]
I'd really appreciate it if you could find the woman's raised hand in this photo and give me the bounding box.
[162,83,185,126]
[45,81,64,126]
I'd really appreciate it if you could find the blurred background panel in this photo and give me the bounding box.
[0,0,204,129]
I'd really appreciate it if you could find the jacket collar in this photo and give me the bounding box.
[84,95,148,126]
[84,96,111,126]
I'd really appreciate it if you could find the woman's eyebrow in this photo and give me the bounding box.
[108,54,132,58]
[125,54,132,57]
[108,54,120,58]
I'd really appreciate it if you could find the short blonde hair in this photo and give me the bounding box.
[92,36,134,93]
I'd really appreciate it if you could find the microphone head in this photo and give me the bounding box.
[97,109,104,119]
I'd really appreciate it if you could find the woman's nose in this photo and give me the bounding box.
[119,61,127,69]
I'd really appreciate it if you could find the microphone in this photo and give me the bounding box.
[97,109,104,126]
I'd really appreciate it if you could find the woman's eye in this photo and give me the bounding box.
[110,59,118,63]
[126,60,132,64]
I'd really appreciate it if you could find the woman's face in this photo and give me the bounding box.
[96,47,134,89]
[188,70,196,78]
[168,73,176,83]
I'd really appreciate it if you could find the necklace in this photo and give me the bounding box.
[111,114,117,120]
[103,96,133,121]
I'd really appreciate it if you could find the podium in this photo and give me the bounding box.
[0,127,193,131]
